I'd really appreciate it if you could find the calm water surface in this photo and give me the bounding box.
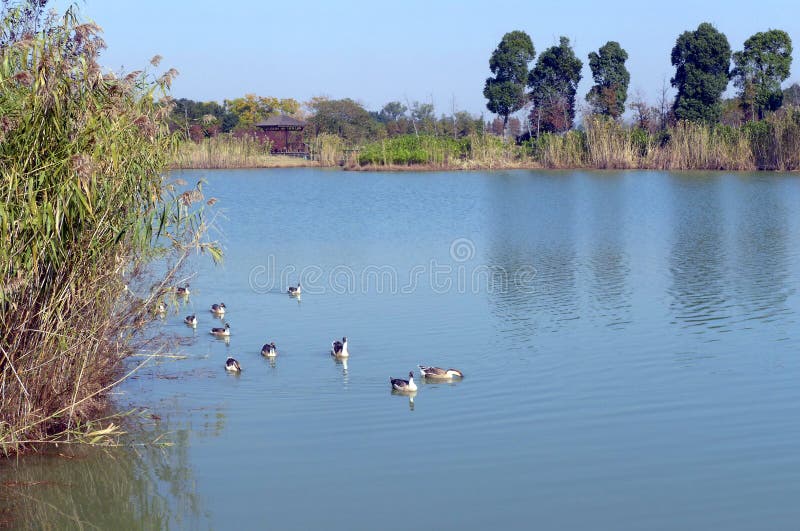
[3,169,800,530]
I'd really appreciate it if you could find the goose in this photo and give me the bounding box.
[331,336,349,358]
[288,282,302,296]
[156,301,167,314]
[390,371,417,392]
[225,357,241,372]
[261,342,277,357]
[176,283,190,296]
[184,314,198,327]
[210,303,226,316]
[418,365,464,380]
[210,323,231,337]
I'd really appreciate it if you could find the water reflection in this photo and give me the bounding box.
[728,179,792,328]
[668,176,730,334]
[0,437,208,529]
[486,173,579,338]
[583,174,632,329]
[391,389,417,410]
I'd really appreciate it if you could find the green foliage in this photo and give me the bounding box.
[358,133,519,168]
[484,80,526,126]
[484,31,535,128]
[671,22,731,123]
[171,98,238,133]
[528,36,583,134]
[306,97,380,142]
[732,29,793,120]
[410,101,437,134]
[225,94,299,130]
[359,134,467,165]
[377,101,407,122]
[586,41,630,119]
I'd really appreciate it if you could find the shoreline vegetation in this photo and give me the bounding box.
[0,5,218,455]
[172,110,800,172]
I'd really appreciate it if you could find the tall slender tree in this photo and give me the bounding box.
[671,22,731,123]
[732,29,793,121]
[483,30,536,135]
[528,36,583,134]
[586,41,630,119]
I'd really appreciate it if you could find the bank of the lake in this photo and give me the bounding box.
[173,112,800,173]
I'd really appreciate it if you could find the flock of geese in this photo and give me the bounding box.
[162,282,464,394]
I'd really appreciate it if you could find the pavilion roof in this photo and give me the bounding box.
[255,115,306,129]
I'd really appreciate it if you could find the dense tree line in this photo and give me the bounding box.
[483,24,795,137]
[171,94,488,144]
[172,23,795,149]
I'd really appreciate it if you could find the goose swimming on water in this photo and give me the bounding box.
[225,357,241,372]
[331,336,349,358]
[418,365,464,380]
[210,323,231,337]
[288,282,302,296]
[210,303,226,316]
[176,283,190,296]
[261,342,277,357]
[184,314,197,327]
[390,371,417,392]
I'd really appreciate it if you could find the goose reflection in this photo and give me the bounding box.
[391,389,417,410]
[332,356,349,383]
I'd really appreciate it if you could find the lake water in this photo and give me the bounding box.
[3,168,800,530]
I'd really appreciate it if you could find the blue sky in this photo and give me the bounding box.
[55,0,800,117]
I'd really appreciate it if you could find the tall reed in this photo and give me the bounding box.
[745,107,800,170]
[0,5,217,454]
[651,121,754,170]
[584,116,638,169]
[171,134,313,169]
[309,133,346,166]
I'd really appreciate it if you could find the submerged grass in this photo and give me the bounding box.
[0,5,218,455]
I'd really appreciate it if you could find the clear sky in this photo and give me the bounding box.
[54,0,800,117]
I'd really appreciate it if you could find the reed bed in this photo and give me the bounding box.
[356,133,528,169]
[309,133,347,167]
[351,110,800,172]
[171,134,314,169]
[0,6,218,455]
[745,107,800,170]
[650,122,755,170]
[584,116,639,169]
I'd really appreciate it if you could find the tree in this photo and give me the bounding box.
[527,36,583,134]
[732,29,793,120]
[306,97,379,142]
[225,94,300,130]
[586,41,630,119]
[377,101,407,122]
[784,83,800,107]
[670,22,731,123]
[171,98,238,134]
[483,30,535,135]
[410,101,436,134]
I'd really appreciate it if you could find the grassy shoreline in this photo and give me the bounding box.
[173,110,800,172]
